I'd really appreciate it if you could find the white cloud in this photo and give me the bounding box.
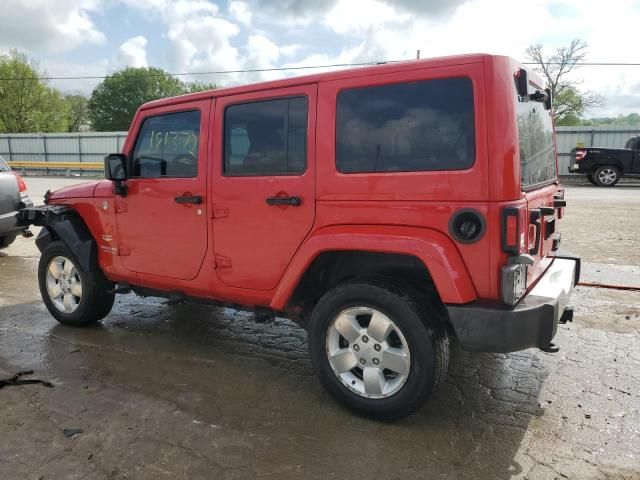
[166,16,240,75]
[116,36,148,68]
[280,44,303,57]
[324,0,409,34]
[240,35,282,81]
[290,0,640,117]
[0,0,637,117]
[229,1,253,26]
[0,0,105,54]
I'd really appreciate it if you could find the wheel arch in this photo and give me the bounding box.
[24,206,97,272]
[271,225,477,314]
[592,160,624,174]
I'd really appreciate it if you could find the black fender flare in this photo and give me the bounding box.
[20,206,97,273]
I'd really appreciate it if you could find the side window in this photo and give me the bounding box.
[336,77,475,173]
[224,97,307,176]
[132,110,200,178]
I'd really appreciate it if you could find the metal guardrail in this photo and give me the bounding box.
[8,161,103,177]
[9,161,102,169]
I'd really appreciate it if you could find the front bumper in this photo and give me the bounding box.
[0,195,33,236]
[446,252,580,353]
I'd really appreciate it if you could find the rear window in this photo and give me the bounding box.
[518,99,556,188]
[336,77,475,173]
[0,156,10,172]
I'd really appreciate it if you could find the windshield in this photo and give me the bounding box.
[517,99,556,189]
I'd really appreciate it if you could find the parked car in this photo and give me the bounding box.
[0,155,33,249]
[569,135,640,186]
[19,54,579,419]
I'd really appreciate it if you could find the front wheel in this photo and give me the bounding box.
[38,240,115,326]
[308,278,449,420]
[586,173,597,185]
[593,166,620,187]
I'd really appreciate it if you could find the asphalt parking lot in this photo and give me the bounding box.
[1,178,639,479]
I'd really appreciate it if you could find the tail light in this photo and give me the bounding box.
[575,149,587,161]
[12,171,27,194]
[501,205,531,306]
[501,206,526,254]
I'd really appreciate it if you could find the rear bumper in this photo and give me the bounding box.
[568,164,583,173]
[446,252,580,353]
[0,196,33,236]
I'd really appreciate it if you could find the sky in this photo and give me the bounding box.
[1,0,639,117]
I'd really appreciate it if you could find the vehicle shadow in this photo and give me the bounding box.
[24,299,546,479]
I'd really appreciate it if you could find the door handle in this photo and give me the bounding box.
[175,195,202,204]
[266,196,302,207]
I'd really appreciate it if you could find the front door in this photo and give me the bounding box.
[211,85,317,291]
[116,100,210,280]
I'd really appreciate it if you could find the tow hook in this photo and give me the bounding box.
[539,308,574,353]
[559,307,574,324]
[22,229,33,238]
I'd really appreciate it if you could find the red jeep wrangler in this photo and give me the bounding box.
[21,54,579,419]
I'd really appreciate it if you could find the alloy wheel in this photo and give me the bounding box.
[598,168,617,185]
[46,256,83,314]
[325,306,411,399]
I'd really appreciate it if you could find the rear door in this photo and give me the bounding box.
[116,100,210,280]
[211,85,317,291]
[0,157,20,216]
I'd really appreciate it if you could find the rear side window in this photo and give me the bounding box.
[517,101,556,189]
[624,137,640,150]
[132,110,200,178]
[224,97,308,176]
[336,77,475,173]
[0,156,9,172]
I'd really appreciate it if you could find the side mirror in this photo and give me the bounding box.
[104,153,128,196]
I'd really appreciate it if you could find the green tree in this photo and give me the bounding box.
[579,113,640,126]
[184,80,217,93]
[525,39,604,125]
[0,49,67,133]
[88,67,216,131]
[63,94,91,132]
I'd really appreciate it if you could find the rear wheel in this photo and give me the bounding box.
[0,235,16,249]
[308,277,449,420]
[593,166,620,187]
[38,241,114,326]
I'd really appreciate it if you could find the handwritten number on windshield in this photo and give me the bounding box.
[149,130,198,157]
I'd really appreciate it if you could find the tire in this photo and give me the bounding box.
[587,174,597,186]
[308,277,449,420]
[38,240,115,326]
[0,235,17,249]
[593,165,620,187]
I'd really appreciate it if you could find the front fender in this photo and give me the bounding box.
[270,225,477,310]
[20,205,97,272]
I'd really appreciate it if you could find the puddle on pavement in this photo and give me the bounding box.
[0,256,40,307]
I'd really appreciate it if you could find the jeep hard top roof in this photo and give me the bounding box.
[141,53,520,111]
